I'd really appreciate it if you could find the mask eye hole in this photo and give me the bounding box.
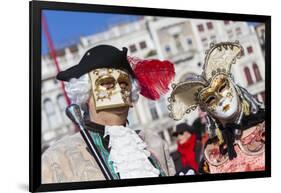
[117,74,130,90]
[205,95,216,105]
[119,81,128,89]
[218,82,227,93]
[96,76,116,90]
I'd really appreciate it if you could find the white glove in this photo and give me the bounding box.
[179,169,195,176]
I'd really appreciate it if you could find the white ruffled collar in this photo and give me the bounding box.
[103,125,160,179]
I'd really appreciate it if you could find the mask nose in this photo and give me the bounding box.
[218,98,225,107]
[214,92,224,106]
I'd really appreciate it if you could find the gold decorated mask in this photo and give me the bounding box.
[199,73,239,120]
[168,41,244,121]
[89,68,132,111]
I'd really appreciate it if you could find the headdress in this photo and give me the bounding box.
[168,41,243,121]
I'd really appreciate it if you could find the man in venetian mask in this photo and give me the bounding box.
[168,41,265,173]
[42,45,176,183]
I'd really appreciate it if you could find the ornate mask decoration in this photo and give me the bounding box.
[89,68,132,111]
[168,41,244,121]
[198,73,239,120]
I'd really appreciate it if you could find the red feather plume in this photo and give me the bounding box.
[128,56,175,100]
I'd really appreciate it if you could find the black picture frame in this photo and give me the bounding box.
[29,0,271,192]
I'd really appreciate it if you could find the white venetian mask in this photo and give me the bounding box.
[199,74,240,120]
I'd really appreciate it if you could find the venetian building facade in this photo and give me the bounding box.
[147,17,203,151]
[255,23,265,56]
[41,44,85,150]
[41,17,265,155]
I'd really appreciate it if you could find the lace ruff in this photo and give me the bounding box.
[104,125,160,179]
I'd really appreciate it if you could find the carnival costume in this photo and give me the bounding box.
[42,45,176,183]
[168,42,265,173]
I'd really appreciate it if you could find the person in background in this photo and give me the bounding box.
[192,117,207,163]
[173,123,199,174]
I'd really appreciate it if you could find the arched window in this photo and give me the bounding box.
[207,22,214,30]
[148,100,159,120]
[244,67,253,85]
[43,98,60,129]
[57,94,67,111]
[44,98,55,115]
[57,94,73,124]
[253,63,262,82]
[158,96,169,116]
[127,109,139,127]
[197,24,204,32]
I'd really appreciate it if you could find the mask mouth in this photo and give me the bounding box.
[105,106,129,115]
[223,104,230,112]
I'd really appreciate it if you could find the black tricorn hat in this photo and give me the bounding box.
[57,45,135,81]
[173,123,193,136]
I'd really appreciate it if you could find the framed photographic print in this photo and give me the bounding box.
[29,0,271,192]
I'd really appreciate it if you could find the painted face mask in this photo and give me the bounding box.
[199,74,239,120]
[168,41,244,122]
[89,68,132,111]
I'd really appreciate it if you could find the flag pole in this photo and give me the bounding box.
[42,13,71,106]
